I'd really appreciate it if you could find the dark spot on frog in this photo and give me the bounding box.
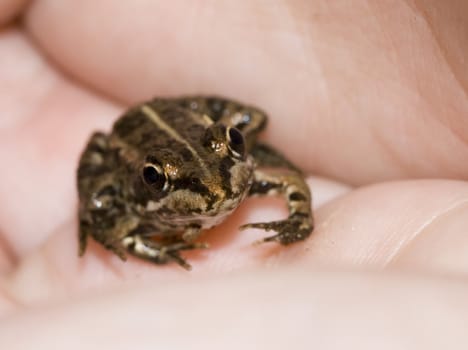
[186,123,205,137]
[249,179,281,195]
[288,192,307,202]
[180,148,193,161]
[219,156,234,196]
[173,177,210,196]
[96,184,118,197]
[113,109,147,138]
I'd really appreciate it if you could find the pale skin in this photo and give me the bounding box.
[2,0,468,348]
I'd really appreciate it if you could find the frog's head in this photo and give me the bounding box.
[137,123,254,227]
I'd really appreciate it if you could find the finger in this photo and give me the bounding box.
[0,28,121,261]
[306,180,468,274]
[4,179,468,310]
[24,0,468,183]
[0,177,348,310]
[1,268,468,349]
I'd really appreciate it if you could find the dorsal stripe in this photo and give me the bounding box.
[140,105,208,174]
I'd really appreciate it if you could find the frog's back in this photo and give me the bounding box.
[112,100,209,158]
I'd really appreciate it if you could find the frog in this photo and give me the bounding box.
[77,96,313,270]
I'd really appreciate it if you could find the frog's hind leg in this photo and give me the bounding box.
[77,132,111,190]
[240,170,313,245]
[121,235,208,270]
[250,142,303,174]
[77,131,111,257]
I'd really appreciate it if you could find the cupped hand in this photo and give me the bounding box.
[2,1,468,348]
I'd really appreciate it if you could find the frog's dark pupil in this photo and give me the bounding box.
[228,127,245,157]
[228,127,243,145]
[143,166,165,189]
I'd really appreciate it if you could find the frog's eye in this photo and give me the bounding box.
[226,127,245,158]
[142,163,167,191]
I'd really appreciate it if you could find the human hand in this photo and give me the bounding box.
[2,1,468,348]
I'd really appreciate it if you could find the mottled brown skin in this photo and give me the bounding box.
[77,97,313,269]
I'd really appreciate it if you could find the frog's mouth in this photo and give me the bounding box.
[168,209,236,230]
[145,185,239,215]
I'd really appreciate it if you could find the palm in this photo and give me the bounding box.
[1,1,468,347]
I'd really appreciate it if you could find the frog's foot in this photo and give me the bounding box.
[121,235,209,270]
[240,213,313,245]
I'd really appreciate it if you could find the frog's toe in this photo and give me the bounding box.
[163,242,210,270]
[241,217,313,245]
[165,252,192,270]
[252,233,282,245]
[123,237,210,270]
[104,243,128,261]
[165,241,210,251]
[252,231,306,246]
[239,221,275,231]
[240,220,290,234]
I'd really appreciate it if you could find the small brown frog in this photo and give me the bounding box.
[77,97,313,269]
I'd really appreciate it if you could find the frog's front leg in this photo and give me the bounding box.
[121,234,208,270]
[240,170,314,244]
[81,217,206,269]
